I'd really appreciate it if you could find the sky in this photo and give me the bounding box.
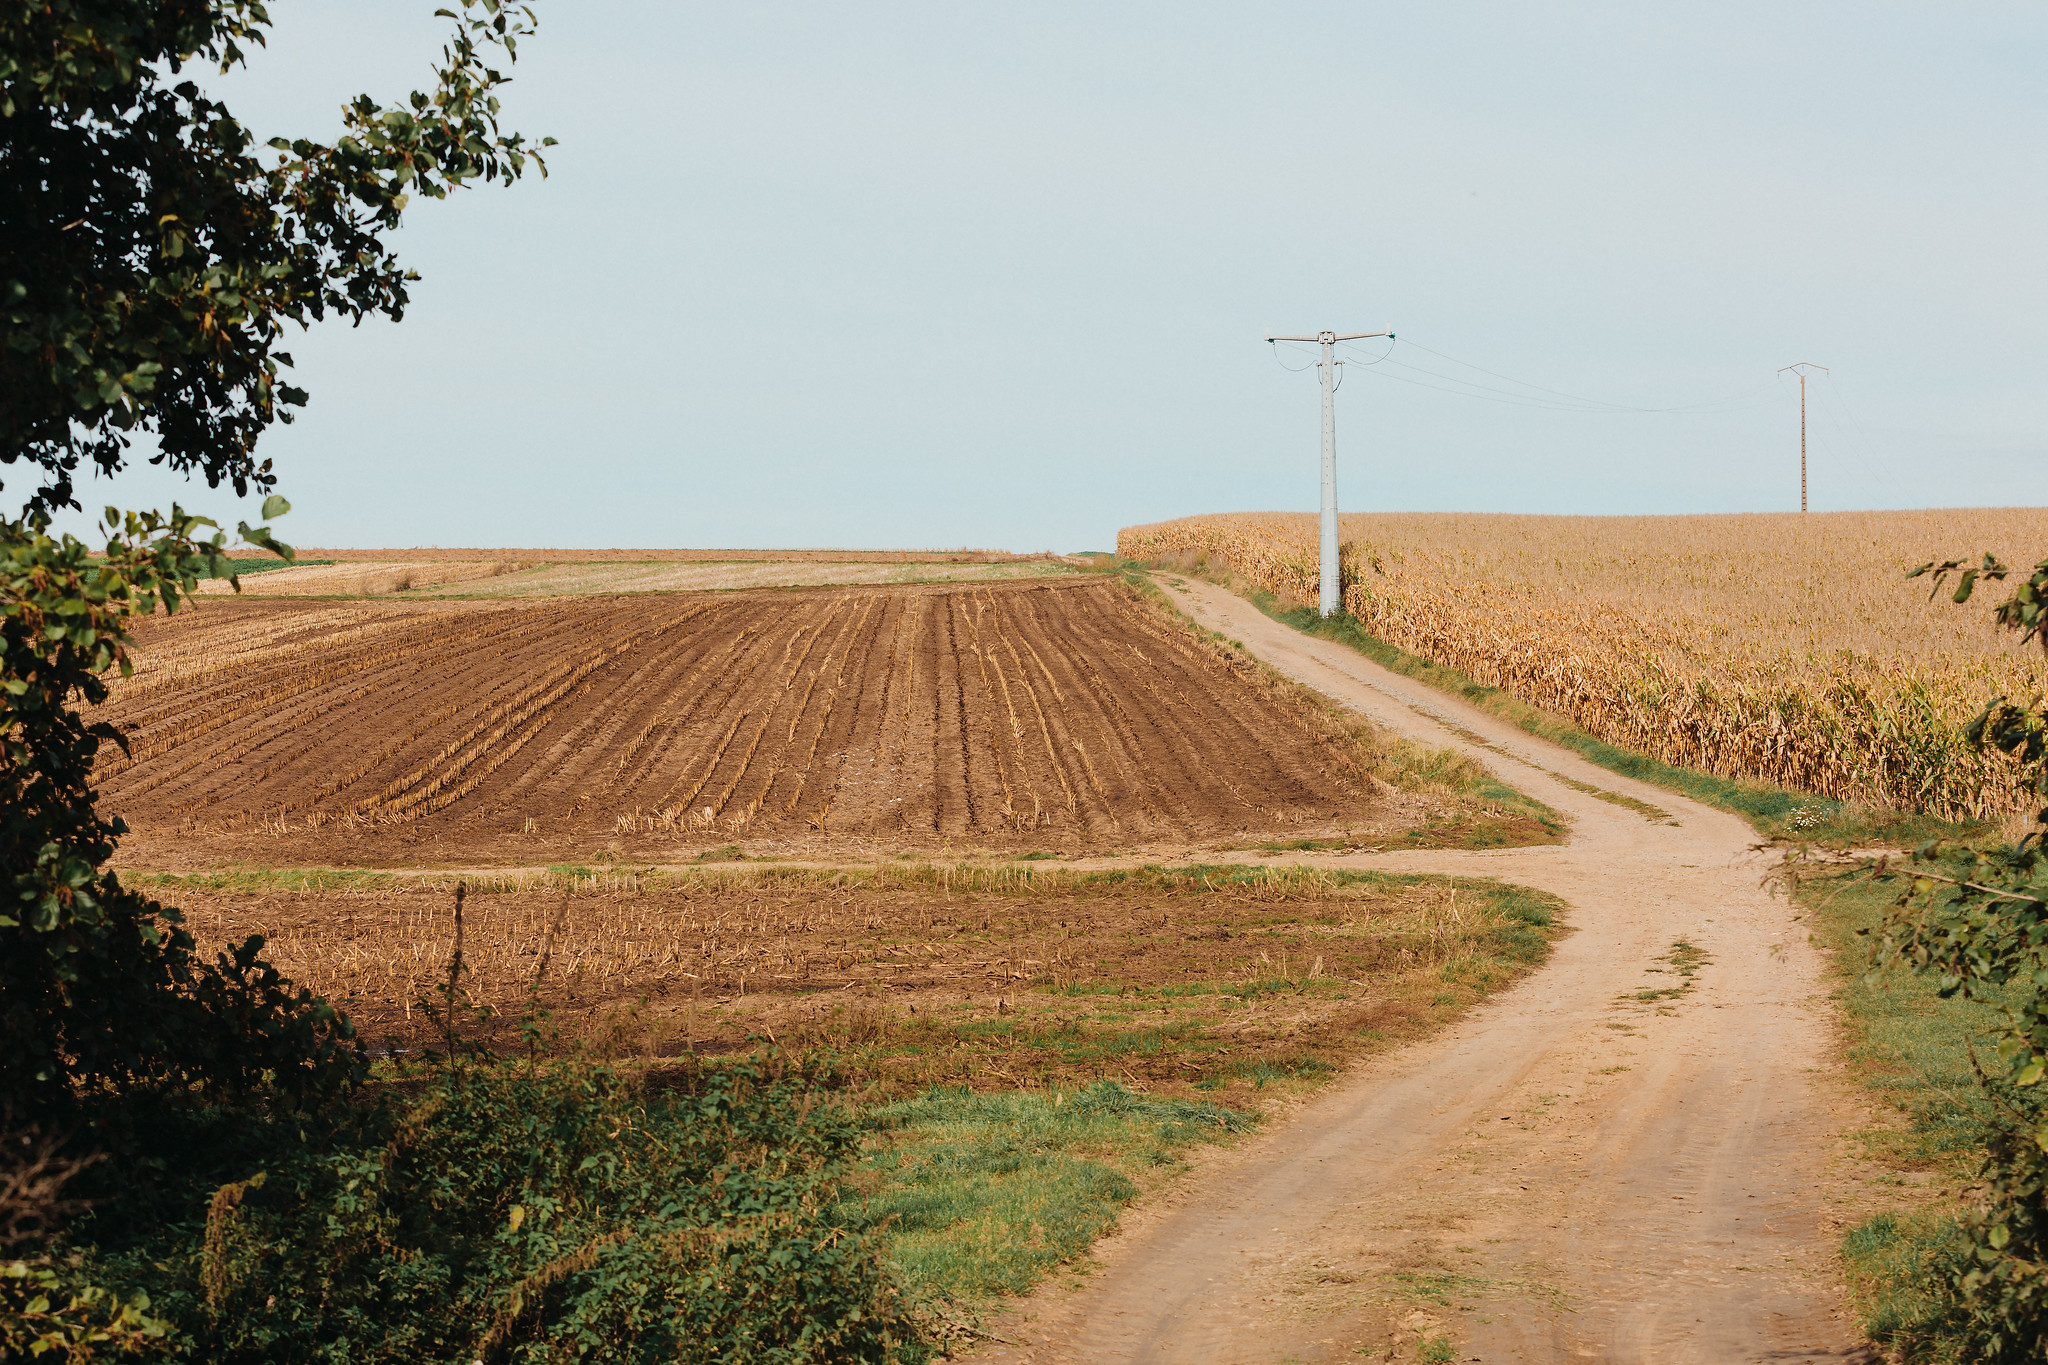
[54,2,2048,551]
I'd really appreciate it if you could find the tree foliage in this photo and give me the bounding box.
[2,0,550,512]
[1873,554,2048,1359]
[0,1,547,1130]
[0,502,370,1129]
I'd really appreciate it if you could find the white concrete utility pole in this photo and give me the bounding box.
[1268,327,1392,616]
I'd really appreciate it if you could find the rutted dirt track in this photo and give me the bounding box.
[99,578,1379,860]
[974,579,1870,1364]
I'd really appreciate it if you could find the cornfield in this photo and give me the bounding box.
[1119,510,2048,821]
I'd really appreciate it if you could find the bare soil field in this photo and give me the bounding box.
[101,578,1481,867]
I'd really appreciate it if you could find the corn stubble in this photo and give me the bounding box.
[1121,509,2048,821]
[176,866,1559,1097]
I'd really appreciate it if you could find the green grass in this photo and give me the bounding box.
[843,1082,1251,1325]
[1839,1212,1968,1363]
[207,555,331,577]
[1800,865,2015,1358]
[1804,868,2009,1168]
[1160,563,1982,848]
[791,871,1564,1326]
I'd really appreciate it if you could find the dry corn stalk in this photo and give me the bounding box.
[1120,509,2048,820]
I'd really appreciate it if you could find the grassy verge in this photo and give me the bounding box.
[1111,563,1567,850]
[1143,558,1980,848]
[1797,862,2014,1360]
[844,1082,1253,1349]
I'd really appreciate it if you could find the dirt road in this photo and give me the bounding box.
[972,578,1871,1363]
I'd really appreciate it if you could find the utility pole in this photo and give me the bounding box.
[1778,362,1828,513]
[1268,327,1393,616]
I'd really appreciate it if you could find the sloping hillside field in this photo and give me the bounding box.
[100,578,1390,863]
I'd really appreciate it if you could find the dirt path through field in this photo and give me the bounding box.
[970,579,1870,1364]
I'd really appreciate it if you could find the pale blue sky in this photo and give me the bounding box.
[60,3,2048,551]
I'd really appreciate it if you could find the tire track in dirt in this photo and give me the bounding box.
[971,578,1871,1365]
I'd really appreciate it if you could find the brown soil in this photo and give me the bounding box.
[967,578,1875,1364]
[167,867,1546,1095]
[100,579,1408,867]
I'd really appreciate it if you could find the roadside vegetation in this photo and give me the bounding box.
[1797,865,1999,1361]
[1785,551,2048,1362]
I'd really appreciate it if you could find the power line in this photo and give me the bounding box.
[1327,335,1782,415]
[1270,344,1318,374]
[1807,372,1918,505]
[1383,337,1779,415]
[1394,337,1649,410]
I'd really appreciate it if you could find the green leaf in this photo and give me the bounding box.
[260,494,291,521]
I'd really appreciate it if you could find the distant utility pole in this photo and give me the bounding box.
[1778,362,1828,513]
[1268,327,1393,616]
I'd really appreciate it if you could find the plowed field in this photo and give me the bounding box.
[99,578,1388,864]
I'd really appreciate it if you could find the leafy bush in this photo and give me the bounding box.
[92,1051,912,1363]
[0,510,362,1134]
[1868,553,2048,1360]
[0,1259,168,1361]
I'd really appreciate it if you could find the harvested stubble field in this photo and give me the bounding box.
[157,864,1564,1102]
[195,555,1083,598]
[291,547,1066,564]
[1122,508,2048,822]
[101,577,1521,865]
